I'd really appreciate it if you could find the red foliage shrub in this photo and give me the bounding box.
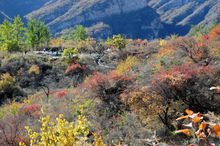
[134,39,145,45]
[65,63,86,74]
[81,71,133,91]
[53,89,68,99]
[209,24,220,40]
[153,64,212,88]
[21,103,41,118]
[81,71,133,116]
[176,37,208,63]
[152,63,220,113]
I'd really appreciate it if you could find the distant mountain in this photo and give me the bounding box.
[0,0,48,22]
[26,0,220,39]
[0,11,11,22]
[148,0,220,26]
[1,0,220,39]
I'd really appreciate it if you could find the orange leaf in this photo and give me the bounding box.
[175,129,192,136]
[199,123,207,130]
[213,124,220,137]
[176,115,189,121]
[192,116,201,123]
[185,109,194,115]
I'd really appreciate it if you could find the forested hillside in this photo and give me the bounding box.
[0,16,220,145]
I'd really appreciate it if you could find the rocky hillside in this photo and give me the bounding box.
[148,0,220,26]
[27,0,163,38]
[1,23,220,146]
[1,0,220,38]
[0,0,48,22]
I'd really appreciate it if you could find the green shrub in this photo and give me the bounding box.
[106,34,127,49]
[62,48,79,63]
[62,48,78,58]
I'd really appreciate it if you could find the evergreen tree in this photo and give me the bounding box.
[0,19,15,51]
[0,16,25,52]
[26,19,50,49]
[72,25,88,41]
[12,16,25,47]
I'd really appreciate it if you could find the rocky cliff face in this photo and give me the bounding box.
[26,0,220,38]
[27,0,149,34]
[1,0,220,39]
[148,0,220,26]
[26,0,181,39]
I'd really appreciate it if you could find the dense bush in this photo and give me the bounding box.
[82,71,132,117]
[0,114,27,146]
[152,63,220,112]
[0,73,23,103]
[119,87,164,127]
[106,34,127,50]
[115,56,139,75]
[62,48,79,64]
[176,37,208,63]
[19,112,105,146]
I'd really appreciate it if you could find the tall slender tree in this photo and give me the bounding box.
[0,19,13,51]
[26,19,50,49]
[12,16,25,47]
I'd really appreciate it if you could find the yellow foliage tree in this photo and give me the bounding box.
[116,56,139,75]
[19,112,105,146]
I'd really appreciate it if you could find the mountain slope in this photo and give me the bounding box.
[27,0,186,38]
[0,0,48,22]
[26,0,220,38]
[148,0,220,25]
[2,0,220,38]
[0,11,12,22]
